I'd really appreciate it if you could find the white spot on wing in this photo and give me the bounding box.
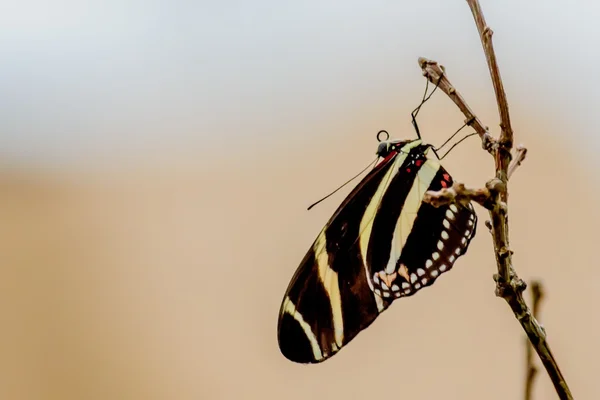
[450,204,458,213]
[431,270,439,277]
[425,260,433,268]
[441,231,449,240]
[433,252,440,260]
[411,273,418,283]
[417,268,425,276]
[437,241,444,250]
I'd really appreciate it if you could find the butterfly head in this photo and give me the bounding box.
[376,138,426,158]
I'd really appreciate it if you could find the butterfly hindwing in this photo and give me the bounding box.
[369,159,477,298]
[277,139,477,363]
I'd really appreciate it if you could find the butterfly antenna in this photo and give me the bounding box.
[411,72,444,140]
[307,156,379,210]
[436,132,478,160]
[430,117,477,160]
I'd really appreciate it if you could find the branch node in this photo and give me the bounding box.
[498,246,513,259]
[484,220,492,232]
[486,178,505,194]
[514,277,527,293]
[516,308,530,322]
[498,201,508,214]
[483,26,494,38]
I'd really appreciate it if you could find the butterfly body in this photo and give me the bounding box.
[277,138,477,364]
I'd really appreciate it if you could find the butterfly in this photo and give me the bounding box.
[277,133,477,363]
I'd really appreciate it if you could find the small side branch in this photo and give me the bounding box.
[525,281,544,400]
[508,145,528,180]
[418,57,495,153]
[423,180,503,211]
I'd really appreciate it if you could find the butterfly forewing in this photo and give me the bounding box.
[277,139,477,363]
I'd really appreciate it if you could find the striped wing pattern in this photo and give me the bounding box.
[277,139,477,363]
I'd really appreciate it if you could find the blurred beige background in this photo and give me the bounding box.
[2,1,599,399]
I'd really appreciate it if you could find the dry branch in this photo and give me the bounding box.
[422,1,572,398]
[465,0,572,397]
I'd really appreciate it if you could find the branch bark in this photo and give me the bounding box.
[420,1,573,398]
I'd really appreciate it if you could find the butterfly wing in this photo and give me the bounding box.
[366,158,477,299]
[277,141,477,364]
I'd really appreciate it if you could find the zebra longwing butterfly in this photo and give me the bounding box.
[277,136,477,364]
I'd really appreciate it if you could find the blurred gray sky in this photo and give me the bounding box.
[1,1,598,169]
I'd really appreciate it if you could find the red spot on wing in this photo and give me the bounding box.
[441,181,448,188]
[406,168,411,173]
[443,173,451,181]
[415,160,424,167]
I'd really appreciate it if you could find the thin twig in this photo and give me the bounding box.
[508,145,528,180]
[423,181,500,210]
[418,57,495,153]
[467,0,514,151]
[525,281,544,400]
